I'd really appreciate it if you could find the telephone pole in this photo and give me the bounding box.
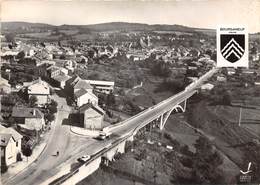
[238,107,242,127]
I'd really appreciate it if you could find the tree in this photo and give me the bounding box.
[5,33,15,43]
[222,91,232,105]
[150,61,172,77]
[28,95,38,107]
[60,55,66,60]
[45,113,55,123]
[1,156,8,173]
[48,100,58,114]
[106,93,116,107]
[16,51,25,60]
[22,146,32,162]
[243,143,260,183]
[192,136,224,184]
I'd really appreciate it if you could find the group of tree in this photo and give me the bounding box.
[191,136,224,184]
[154,79,184,94]
[98,92,116,108]
[45,100,58,123]
[150,60,172,78]
[209,85,232,105]
[242,142,260,183]
[16,51,25,60]
[5,33,16,43]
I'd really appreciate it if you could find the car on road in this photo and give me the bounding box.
[77,155,91,163]
[95,131,112,140]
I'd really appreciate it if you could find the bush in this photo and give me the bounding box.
[17,152,22,161]
[22,146,32,162]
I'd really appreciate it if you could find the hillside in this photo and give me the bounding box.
[1,21,210,33]
[1,21,55,31]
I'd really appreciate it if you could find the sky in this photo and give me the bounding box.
[1,0,260,33]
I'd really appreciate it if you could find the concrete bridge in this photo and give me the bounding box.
[46,67,218,185]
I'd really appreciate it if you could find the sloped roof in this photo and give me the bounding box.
[26,78,49,95]
[69,75,93,90]
[0,77,10,86]
[12,107,44,119]
[79,103,105,115]
[74,88,88,98]
[0,125,22,146]
[74,80,93,90]
[53,74,71,83]
[0,133,11,147]
[5,127,23,141]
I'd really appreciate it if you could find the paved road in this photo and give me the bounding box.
[46,68,218,185]
[5,68,217,185]
[111,68,218,136]
[5,94,96,185]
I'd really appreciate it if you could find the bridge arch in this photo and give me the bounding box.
[173,104,185,113]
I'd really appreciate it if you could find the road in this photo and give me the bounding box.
[110,67,218,136]
[47,68,218,185]
[4,94,97,185]
[5,68,217,185]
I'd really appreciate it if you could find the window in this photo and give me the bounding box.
[16,142,18,147]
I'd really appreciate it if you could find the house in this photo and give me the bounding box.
[46,65,70,88]
[0,77,11,94]
[52,74,71,89]
[12,107,45,131]
[46,65,61,78]
[0,125,22,166]
[73,79,93,94]
[74,88,98,107]
[27,78,50,105]
[66,76,93,95]
[79,103,105,130]
[84,80,115,94]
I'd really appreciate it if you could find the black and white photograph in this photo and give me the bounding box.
[0,0,260,185]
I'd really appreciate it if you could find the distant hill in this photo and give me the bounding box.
[1,21,56,31]
[1,21,211,33]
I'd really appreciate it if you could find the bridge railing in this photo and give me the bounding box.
[106,68,217,133]
[48,67,218,185]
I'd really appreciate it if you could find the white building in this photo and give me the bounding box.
[0,77,11,94]
[27,78,50,105]
[68,76,93,94]
[12,107,45,131]
[79,103,105,130]
[0,125,22,166]
[84,80,115,94]
[74,88,98,107]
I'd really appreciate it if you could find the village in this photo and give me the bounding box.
[0,22,260,184]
